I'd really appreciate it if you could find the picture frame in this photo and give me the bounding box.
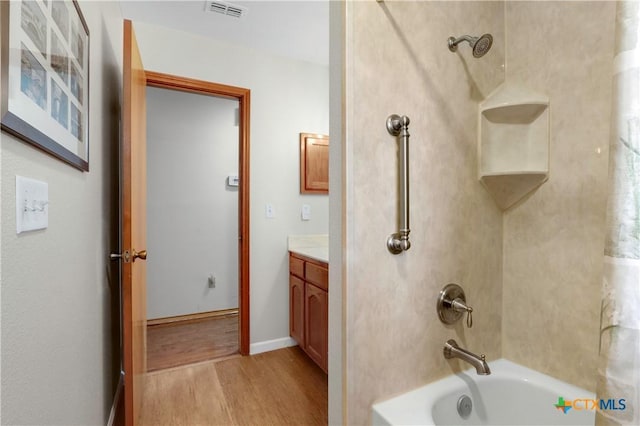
[1,0,90,171]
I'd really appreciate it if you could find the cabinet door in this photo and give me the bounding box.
[300,133,329,194]
[305,282,328,372]
[290,275,305,346]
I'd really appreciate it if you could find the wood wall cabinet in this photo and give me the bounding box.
[289,252,328,372]
[300,133,329,194]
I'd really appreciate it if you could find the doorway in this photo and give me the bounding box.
[144,72,250,367]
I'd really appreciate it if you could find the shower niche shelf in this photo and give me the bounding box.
[478,83,550,210]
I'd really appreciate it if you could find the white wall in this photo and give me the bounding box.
[0,1,123,424]
[132,22,329,345]
[146,87,240,319]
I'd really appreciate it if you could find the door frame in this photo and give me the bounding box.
[145,71,251,355]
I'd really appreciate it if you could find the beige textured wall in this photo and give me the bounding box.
[344,2,505,423]
[1,1,123,423]
[502,1,615,391]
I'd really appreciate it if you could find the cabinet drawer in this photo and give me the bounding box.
[305,262,328,291]
[289,255,304,278]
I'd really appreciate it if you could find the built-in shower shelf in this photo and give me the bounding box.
[482,103,547,123]
[479,83,550,210]
[480,171,548,210]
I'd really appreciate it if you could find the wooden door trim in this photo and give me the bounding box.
[144,71,251,356]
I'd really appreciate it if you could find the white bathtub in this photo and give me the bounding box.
[372,358,595,425]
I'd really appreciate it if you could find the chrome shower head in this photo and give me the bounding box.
[448,33,493,58]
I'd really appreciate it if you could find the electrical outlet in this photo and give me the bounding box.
[265,203,275,218]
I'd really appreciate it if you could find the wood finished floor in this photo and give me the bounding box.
[147,314,239,372]
[141,346,328,426]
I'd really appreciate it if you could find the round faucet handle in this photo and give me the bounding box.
[437,284,475,328]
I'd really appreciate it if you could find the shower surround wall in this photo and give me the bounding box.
[502,1,615,391]
[344,2,505,423]
[344,1,616,422]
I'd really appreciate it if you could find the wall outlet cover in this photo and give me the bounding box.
[227,175,239,187]
[265,203,275,218]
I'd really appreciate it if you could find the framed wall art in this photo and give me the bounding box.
[1,0,90,171]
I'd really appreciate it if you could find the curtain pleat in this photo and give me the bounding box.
[596,2,640,425]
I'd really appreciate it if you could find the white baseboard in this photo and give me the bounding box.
[249,337,297,355]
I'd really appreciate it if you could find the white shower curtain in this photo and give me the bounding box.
[596,2,640,425]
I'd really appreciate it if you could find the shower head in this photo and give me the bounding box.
[448,33,493,58]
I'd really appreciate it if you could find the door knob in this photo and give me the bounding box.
[109,249,147,263]
[133,249,147,261]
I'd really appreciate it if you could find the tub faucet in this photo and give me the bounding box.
[443,339,491,375]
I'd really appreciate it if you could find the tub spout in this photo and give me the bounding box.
[443,339,491,375]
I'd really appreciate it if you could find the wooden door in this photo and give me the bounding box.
[122,19,147,426]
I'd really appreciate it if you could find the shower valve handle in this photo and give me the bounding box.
[437,283,473,328]
[452,298,473,328]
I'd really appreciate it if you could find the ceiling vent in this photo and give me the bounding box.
[205,1,247,19]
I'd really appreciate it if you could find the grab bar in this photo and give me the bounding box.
[386,114,411,254]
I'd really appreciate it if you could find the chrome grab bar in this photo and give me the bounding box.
[386,114,411,255]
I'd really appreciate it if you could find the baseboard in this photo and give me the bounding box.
[107,372,124,426]
[148,308,238,326]
[249,337,298,355]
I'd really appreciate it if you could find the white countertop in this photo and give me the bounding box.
[289,246,329,263]
[288,234,329,264]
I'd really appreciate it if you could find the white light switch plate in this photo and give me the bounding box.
[16,175,49,234]
[301,204,311,221]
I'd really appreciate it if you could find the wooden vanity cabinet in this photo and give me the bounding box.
[289,252,328,372]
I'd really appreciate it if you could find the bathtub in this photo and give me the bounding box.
[371,358,595,425]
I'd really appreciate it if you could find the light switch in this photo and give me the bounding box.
[16,175,49,234]
[301,204,311,221]
[265,203,275,218]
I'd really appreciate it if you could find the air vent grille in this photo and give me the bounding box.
[206,1,247,18]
